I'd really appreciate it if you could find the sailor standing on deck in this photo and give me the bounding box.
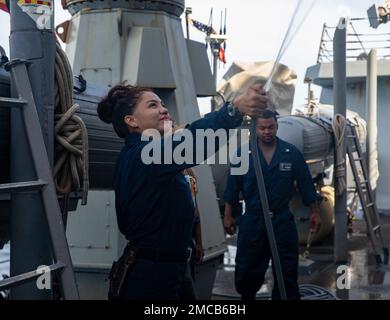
[223,110,321,300]
[97,83,268,300]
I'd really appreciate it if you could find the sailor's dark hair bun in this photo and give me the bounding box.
[97,84,152,138]
[97,88,115,124]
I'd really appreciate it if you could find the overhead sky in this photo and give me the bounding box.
[0,0,386,114]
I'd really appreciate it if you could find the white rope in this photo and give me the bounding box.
[332,114,347,196]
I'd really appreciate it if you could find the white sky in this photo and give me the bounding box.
[0,0,386,114]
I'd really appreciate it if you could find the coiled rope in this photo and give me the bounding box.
[213,284,339,300]
[331,114,347,196]
[54,43,89,205]
[299,284,339,300]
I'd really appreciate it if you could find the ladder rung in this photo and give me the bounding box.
[0,97,28,108]
[0,262,65,291]
[0,179,47,194]
[348,124,386,260]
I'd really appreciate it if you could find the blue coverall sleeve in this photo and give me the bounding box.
[150,103,243,175]
[293,149,317,206]
[223,155,243,206]
[224,173,242,207]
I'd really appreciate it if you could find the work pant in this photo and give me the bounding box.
[235,210,300,300]
[120,258,187,300]
[179,263,197,300]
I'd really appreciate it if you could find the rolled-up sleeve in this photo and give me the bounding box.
[293,150,317,206]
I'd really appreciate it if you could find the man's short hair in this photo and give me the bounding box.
[258,109,278,123]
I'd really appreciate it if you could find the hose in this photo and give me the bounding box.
[54,42,89,205]
[331,114,347,196]
[264,0,318,92]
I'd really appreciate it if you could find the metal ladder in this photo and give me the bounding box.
[346,124,389,265]
[0,60,79,299]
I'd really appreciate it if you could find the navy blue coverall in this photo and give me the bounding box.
[224,137,317,300]
[113,104,242,299]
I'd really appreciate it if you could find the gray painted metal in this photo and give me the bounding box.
[0,68,10,185]
[333,19,348,263]
[0,262,65,291]
[0,180,47,194]
[305,60,390,213]
[306,59,390,86]
[66,190,126,270]
[0,97,27,108]
[185,39,216,97]
[124,27,176,88]
[64,6,228,269]
[366,49,378,190]
[211,48,218,112]
[0,67,10,248]
[63,0,185,17]
[8,61,79,299]
[367,4,380,29]
[9,0,55,299]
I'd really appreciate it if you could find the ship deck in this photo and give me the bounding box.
[212,215,390,300]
